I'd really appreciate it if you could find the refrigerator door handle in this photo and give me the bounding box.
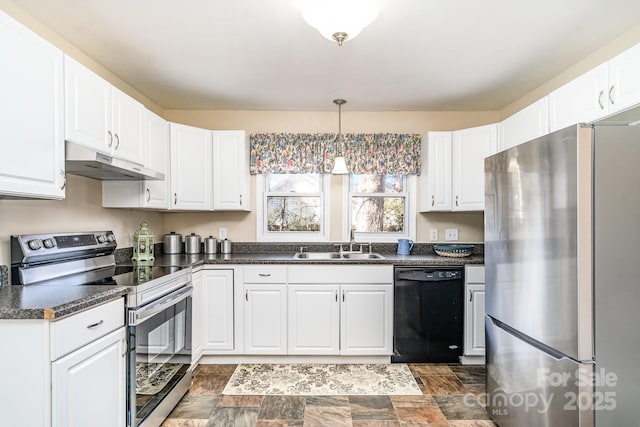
[488,315,591,364]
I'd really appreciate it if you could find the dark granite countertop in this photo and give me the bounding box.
[2,242,483,320]
[0,284,128,320]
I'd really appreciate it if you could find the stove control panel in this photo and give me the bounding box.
[11,231,118,264]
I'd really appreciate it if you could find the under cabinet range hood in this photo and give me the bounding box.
[64,141,164,180]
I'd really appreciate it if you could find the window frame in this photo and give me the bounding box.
[256,173,331,242]
[342,174,416,243]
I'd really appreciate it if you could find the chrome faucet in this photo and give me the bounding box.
[349,227,356,252]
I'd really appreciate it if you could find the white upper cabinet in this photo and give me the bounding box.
[549,63,609,131]
[452,123,497,211]
[65,55,145,164]
[498,97,549,152]
[212,130,251,211]
[170,123,213,210]
[607,42,640,115]
[418,132,452,212]
[0,10,65,199]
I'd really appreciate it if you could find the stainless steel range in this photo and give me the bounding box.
[11,231,193,427]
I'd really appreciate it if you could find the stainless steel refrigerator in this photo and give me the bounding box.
[484,123,640,427]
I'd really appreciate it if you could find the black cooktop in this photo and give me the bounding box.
[28,265,187,287]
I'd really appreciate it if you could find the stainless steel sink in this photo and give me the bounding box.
[341,253,385,260]
[292,252,342,259]
[292,252,385,260]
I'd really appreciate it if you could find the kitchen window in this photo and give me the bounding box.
[344,174,416,243]
[256,173,330,242]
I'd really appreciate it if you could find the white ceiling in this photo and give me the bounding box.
[11,0,640,111]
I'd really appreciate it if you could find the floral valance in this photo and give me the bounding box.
[249,133,421,175]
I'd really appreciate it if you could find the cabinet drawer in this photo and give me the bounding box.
[243,266,287,283]
[465,265,485,284]
[50,298,125,360]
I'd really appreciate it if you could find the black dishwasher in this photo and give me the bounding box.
[392,267,464,363]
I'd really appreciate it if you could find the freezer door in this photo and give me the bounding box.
[486,317,594,427]
[484,125,593,361]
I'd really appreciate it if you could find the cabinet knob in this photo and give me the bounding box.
[609,85,615,105]
[107,130,113,147]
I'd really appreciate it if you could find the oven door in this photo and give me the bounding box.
[128,285,193,427]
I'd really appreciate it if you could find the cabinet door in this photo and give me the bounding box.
[418,132,452,212]
[549,63,609,132]
[243,284,287,354]
[465,284,486,356]
[608,42,640,115]
[64,55,112,153]
[144,112,170,209]
[452,124,497,211]
[340,284,393,355]
[202,269,235,352]
[52,327,126,427]
[111,88,145,164]
[170,123,212,210]
[288,284,340,355]
[0,11,65,199]
[212,130,250,211]
[498,97,549,152]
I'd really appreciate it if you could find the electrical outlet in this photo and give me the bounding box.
[445,228,459,241]
[218,227,227,240]
[429,228,438,241]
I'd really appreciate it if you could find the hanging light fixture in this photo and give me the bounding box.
[331,99,350,175]
[300,0,382,46]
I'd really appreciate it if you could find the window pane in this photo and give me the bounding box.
[267,196,321,232]
[350,174,403,193]
[351,196,404,232]
[267,174,320,193]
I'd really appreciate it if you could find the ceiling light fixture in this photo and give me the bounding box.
[300,0,382,46]
[331,99,350,175]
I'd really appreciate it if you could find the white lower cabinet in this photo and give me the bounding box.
[201,269,235,352]
[244,283,288,355]
[340,284,394,355]
[52,327,126,427]
[288,284,340,355]
[464,265,486,361]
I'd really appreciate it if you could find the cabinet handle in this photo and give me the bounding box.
[342,290,345,302]
[431,195,435,207]
[114,133,120,149]
[598,90,605,110]
[469,291,473,302]
[245,290,248,302]
[258,273,271,277]
[239,194,243,206]
[107,130,113,147]
[609,85,615,105]
[174,193,177,205]
[455,195,459,207]
[60,170,66,190]
[87,319,104,329]
[335,290,338,302]
[146,188,151,202]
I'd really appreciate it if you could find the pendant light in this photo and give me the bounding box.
[300,0,382,46]
[331,99,350,175]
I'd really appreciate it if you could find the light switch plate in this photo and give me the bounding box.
[445,228,459,241]
[429,229,438,241]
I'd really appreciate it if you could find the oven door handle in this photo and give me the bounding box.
[129,285,193,326]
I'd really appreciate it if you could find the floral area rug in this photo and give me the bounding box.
[222,364,422,396]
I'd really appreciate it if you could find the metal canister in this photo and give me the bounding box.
[204,236,217,254]
[162,232,182,254]
[220,239,232,254]
[184,233,201,254]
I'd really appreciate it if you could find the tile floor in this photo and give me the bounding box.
[161,364,496,427]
